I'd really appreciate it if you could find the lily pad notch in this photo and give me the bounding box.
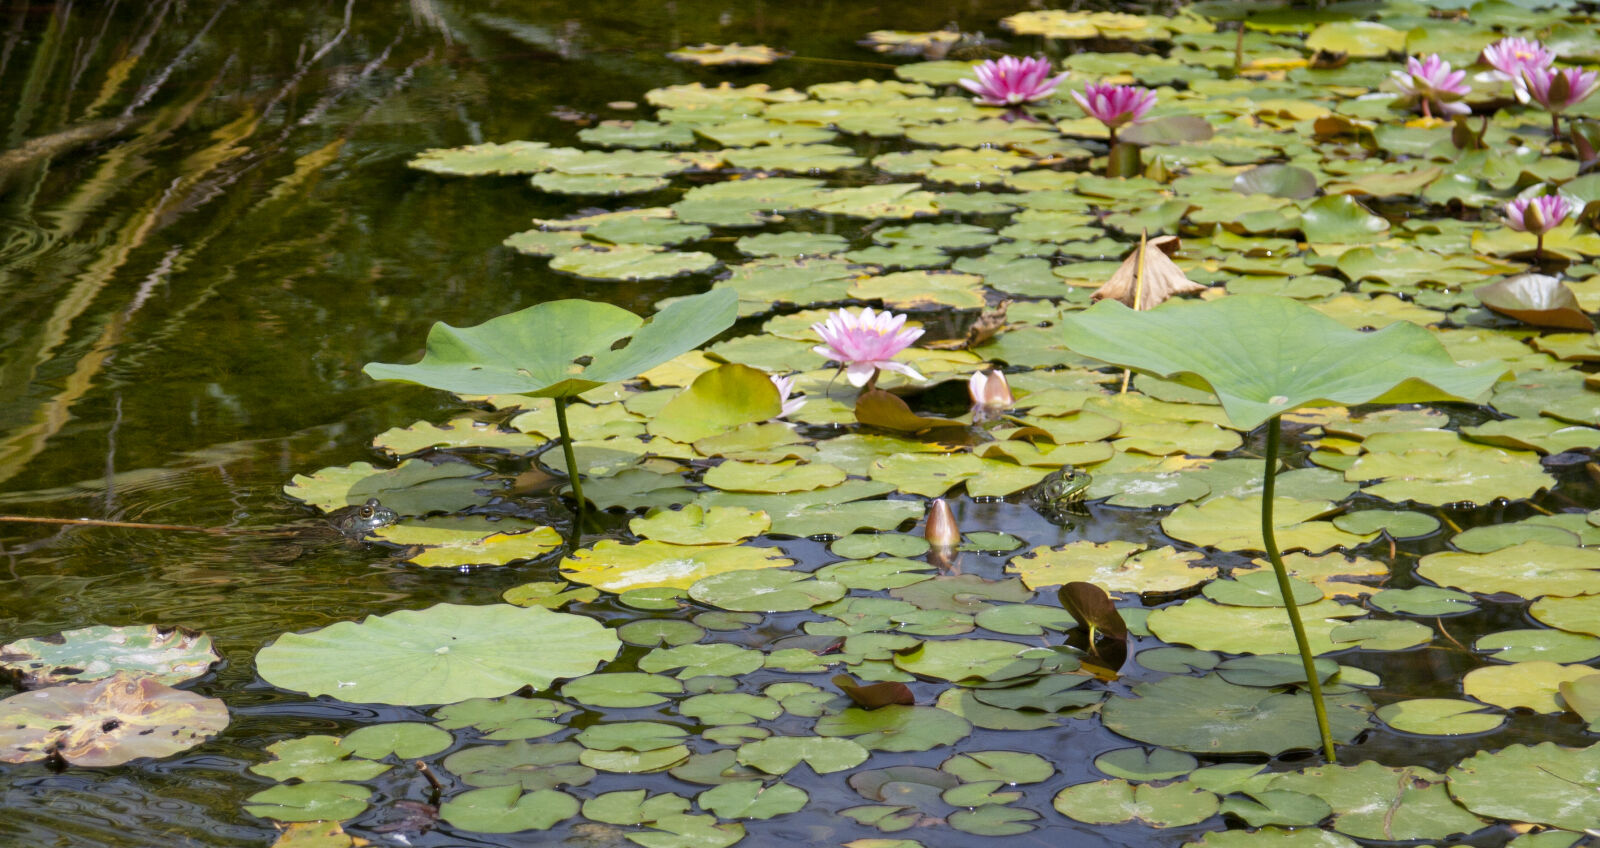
[364,288,738,516]
[1058,295,1506,760]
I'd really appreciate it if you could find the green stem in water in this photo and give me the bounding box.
[1262,416,1337,762]
[553,396,585,518]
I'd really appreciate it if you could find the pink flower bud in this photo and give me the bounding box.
[968,369,1014,410]
[924,498,960,548]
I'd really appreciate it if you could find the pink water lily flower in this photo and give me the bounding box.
[1523,65,1600,120]
[1072,82,1157,143]
[1391,54,1471,118]
[1504,194,1577,235]
[1505,193,1579,262]
[769,374,807,418]
[959,56,1068,106]
[1482,37,1555,85]
[811,307,925,387]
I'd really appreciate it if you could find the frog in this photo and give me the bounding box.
[1030,466,1092,522]
[325,498,400,540]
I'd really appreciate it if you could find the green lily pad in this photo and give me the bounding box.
[1268,761,1485,842]
[1375,699,1505,736]
[736,736,869,775]
[434,698,574,742]
[1370,586,1477,616]
[256,603,619,706]
[815,705,972,752]
[244,782,371,824]
[251,735,392,783]
[1053,779,1219,827]
[1447,742,1600,832]
[1101,673,1370,755]
[689,569,846,612]
[439,785,579,833]
[442,740,593,790]
[1095,747,1198,781]
[1148,597,1364,655]
[0,624,219,688]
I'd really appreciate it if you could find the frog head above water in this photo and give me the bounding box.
[327,498,399,539]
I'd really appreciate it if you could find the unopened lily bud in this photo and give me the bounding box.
[968,369,1014,410]
[924,498,960,548]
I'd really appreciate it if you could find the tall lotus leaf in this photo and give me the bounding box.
[1056,296,1507,430]
[363,288,737,398]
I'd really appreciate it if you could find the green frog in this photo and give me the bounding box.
[1030,467,1092,522]
[325,498,400,540]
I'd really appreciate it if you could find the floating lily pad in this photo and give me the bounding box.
[1375,699,1505,736]
[690,569,846,612]
[0,624,219,688]
[561,540,793,592]
[1053,779,1219,828]
[1268,761,1485,842]
[1101,673,1371,755]
[1417,542,1600,599]
[1448,742,1600,832]
[438,785,579,833]
[257,603,619,706]
[0,671,230,766]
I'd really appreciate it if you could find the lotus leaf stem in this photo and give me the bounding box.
[553,396,585,516]
[1261,415,1337,761]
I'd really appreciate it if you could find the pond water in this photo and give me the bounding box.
[3,1,1600,846]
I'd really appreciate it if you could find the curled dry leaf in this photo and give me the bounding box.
[1092,236,1206,310]
[1474,273,1595,331]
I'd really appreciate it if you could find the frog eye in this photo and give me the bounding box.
[359,506,374,519]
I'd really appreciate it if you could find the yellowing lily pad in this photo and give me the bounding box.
[630,505,771,545]
[0,671,230,766]
[1006,542,1216,593]
[1162,497,1372,554]
[561,540,793,592]
[1417,542,1600,599]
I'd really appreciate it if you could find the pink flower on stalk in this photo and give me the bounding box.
[1071,82,1157,134]
[1481,37,1555,84]
[1391,54,1471,118]
[1522,65,1600,115]
[1504,194,1578,235]
[811,307,924,387]
[959,56,1068,106]
[769,374,807,418]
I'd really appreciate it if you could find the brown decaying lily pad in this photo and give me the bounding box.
[0,670,230,766]
[1474,273,1595,331]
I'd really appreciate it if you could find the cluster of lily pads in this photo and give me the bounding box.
[17,2,1600,846]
